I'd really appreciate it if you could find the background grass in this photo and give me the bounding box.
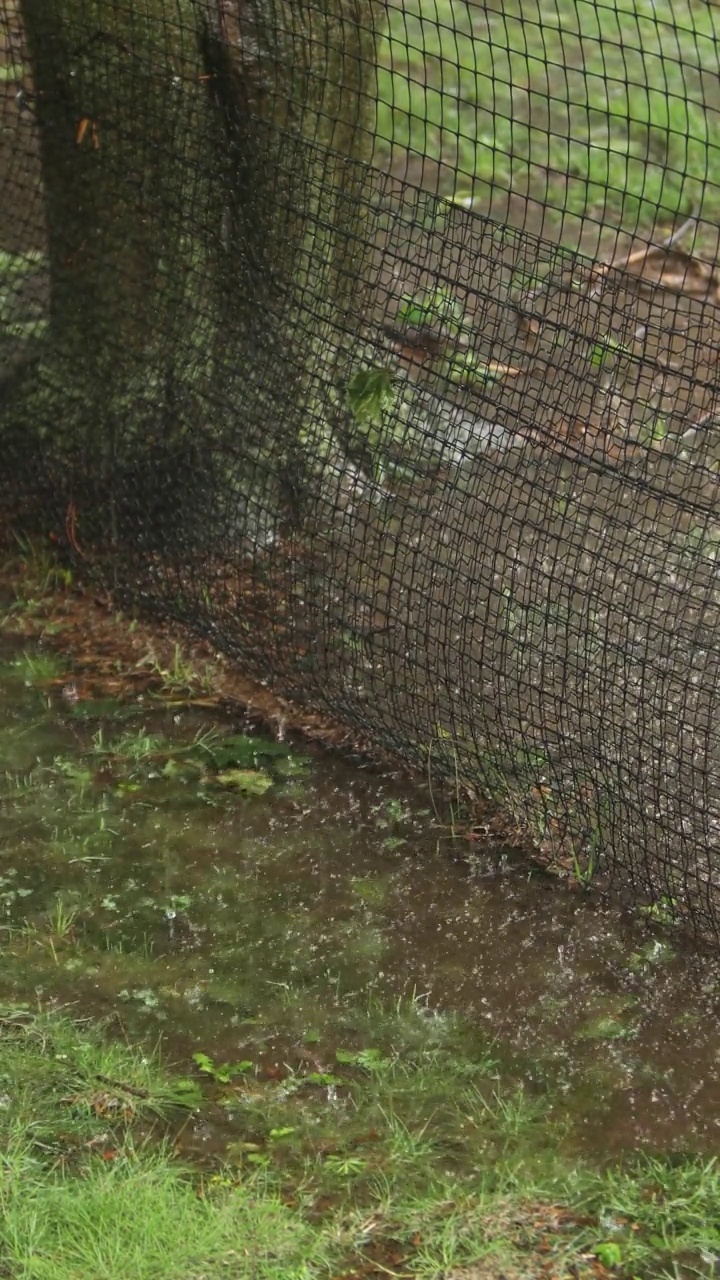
[376,0,720,236]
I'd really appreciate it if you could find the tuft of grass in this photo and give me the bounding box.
[1,1156,325,1280]
[0,1007,202,1130]
[0,1009,326,1280]
[1,537,73,631]
[90,725,168,764]
[0,1018,523,1276]
[2,650,67,686]
[136,643,217,698]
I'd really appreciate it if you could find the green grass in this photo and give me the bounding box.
[0,593,716,1278]
[376,0,720,233]
[3,1008,720,1279]
[0,63,24,82]
[0,1008,325,1280]
[3,1161,322,1280]
[0,249,48,342]
[135,643,217,698]
[0,650,67,687]
[0,536,73,633]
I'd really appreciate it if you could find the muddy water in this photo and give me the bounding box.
[1,634,720,1161]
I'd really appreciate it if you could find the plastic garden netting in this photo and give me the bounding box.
[3,0,720,936]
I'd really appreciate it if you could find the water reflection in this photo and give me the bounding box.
[1,637,719,1159]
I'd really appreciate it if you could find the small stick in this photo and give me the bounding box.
[608,210,699,273]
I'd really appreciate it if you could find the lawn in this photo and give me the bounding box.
[3,1007,720,1280]
[376,0,720,236]
[4,1008,717,1280]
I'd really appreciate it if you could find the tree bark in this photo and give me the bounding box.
[198,0,379,521]
[7,0,379,547]
[11,1,214,507]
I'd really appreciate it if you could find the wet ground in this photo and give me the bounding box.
[2,632,720,1167]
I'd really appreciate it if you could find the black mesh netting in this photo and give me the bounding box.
[3,0,720,936]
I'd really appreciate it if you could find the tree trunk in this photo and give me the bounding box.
[193,0,380,525]
[10,1,214,517]
[7,0,379,550]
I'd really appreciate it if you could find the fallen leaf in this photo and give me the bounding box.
[215,768,273,794]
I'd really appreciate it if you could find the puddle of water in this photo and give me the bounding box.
[2,635,720,1163]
